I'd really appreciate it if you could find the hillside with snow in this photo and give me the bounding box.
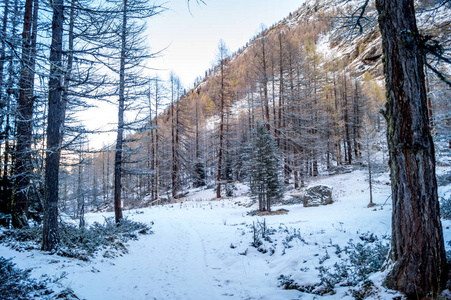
[1,0,450,299]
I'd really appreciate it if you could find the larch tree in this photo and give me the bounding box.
[0,0,12,222]
[374,0,447,296]
[169,73,182,199]
[252,27,271,131]
[0,0,8,129]
[12,0,38,228]
[214,40,231,199]
[42,0,65,251]
[151,76,163,202]
[102,0,162,223]
[333,0,449,295]
[361,113,376,207]
[113,0,128,224]
[192,90,206,188]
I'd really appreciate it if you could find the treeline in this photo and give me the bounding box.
[0,0,449,248]
[63,10,389,215]
[0,0,164,250]
[59,1,451,219]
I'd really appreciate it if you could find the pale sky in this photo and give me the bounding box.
[147,0,304,86]
[85,0,304,148]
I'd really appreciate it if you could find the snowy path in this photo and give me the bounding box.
[68,210,240,300]
[0,171,427,299]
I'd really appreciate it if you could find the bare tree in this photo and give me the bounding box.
[42,0,64,251]
[98,0,163,222]
[169,73,182,199]
[12,0,38,228]
[375,0,448,295]
[213,40,231,199]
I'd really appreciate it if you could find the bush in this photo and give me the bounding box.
[440,196,451,219]
[278,274,320,295]
[0,217,152,260]
[0,257,52,300]
[317,233,389,293]
[278,233,390,296]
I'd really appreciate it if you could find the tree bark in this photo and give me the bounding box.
[216,88,224,198]
[261,35,270,132]
[154,78,159,202]
[170,75,180,199]
[376,0,447,296]
[342,75,352,165]
[0,0,9,139]
[13,0,38,228]
[216,42,228,199]
[42,0,64,251]
[114,0,128,223]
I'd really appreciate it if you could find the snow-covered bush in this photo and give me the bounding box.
[278,233,389,296]
[0,218,152,260]
[316,233,389,293]
[0,257,52,300]
[278,274,319,294]
[440,196,451,219]
[249,219,277,248]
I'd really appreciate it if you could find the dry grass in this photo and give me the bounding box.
[249,209,289,216]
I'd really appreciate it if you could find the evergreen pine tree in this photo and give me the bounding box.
[249,123,282,212]
[193,162,206,188]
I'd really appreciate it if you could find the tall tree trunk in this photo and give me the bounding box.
[42,0,64,251]
[342,75,352,165]
[154,77,160,202]
[194,97,205,187]
[376,0,447,296]
[150,128,154,199]
[114,0,128,223]
[277,32,284,149]
[13,0,38,228]
[216,44,227,199]
[170,76,179,199]
[60,0,74,144]
[261,36,270,132]
[216,93,224,198]
[352,81,362,159]
[0,0,9,179]
[0,0,9,140]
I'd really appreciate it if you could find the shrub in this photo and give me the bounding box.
[440,196,451,219]
[0,257,52,300]
[317,234,389,292]
[0,217,152,260]
[278,274,320,295]
[278,233,390,296]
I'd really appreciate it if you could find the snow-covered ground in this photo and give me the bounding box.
[1,167,451,299]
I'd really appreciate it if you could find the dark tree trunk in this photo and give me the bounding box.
[342,76,352,165]
[376,0,447,296]
[261,36,270,132]
[114,0,128,223]
[13,0,38,228]
[216,45,227,199]
[0,0,9,219]
[154,84,159,202]
[0,0,8,136]
[42,0,64,251]
[277,33,284,149]
[170,78,180,199]
[60,0,74,143]
[352,82,361,159]
[216,97,224,198]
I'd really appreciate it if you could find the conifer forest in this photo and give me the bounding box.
[0,0,450,299]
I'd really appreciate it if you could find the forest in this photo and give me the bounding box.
[0,0,451,299]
